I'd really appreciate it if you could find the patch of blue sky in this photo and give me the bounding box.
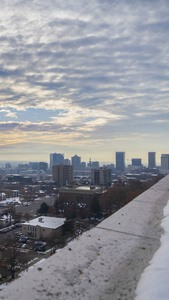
[0,108,66,123]
[85,117,96,122]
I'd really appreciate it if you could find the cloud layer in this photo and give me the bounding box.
[0,0,169,162]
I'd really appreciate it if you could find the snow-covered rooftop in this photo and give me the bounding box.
[23,216,66,229]
[0,197,21,206]
[1,175,169,299]
[75,186,101,191]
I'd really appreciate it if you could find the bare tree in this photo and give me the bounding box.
[23,212,32,222]
[0,242,27,280]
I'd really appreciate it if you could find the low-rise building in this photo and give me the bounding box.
[59,186,104,206]
[22,216,66,239]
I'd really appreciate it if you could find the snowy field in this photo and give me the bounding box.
[135,199,169,300]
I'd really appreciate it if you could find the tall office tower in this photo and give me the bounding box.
[148,152,156,168]
[91,167,111,186]
[132,159,142,167]
[71,155,81,170]
[116,152,125,172]
[50,153,64,167]
[161,154,169,172]
[52,164,73,187]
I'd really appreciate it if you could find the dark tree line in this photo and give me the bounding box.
[99,179,157,216]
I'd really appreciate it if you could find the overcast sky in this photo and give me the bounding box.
[0,0,169,165]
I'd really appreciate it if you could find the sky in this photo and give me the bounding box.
[0,0,169,165]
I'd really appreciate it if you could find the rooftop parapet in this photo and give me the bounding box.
[1,175,169,300]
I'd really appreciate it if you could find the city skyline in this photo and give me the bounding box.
[0,150,166,167]
[0,1,169,163]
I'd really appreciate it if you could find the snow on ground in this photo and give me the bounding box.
[0,258,46,291]
[135,199,169,300]
[19,258,46,274]
[0,197,21,206]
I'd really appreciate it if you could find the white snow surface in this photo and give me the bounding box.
[135,199,169,300]
[0,197,21,205]
[23,216,66,229]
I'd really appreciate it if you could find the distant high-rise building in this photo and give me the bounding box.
[87,158,92,168]
[116,152,125,172]
[64,158,70,165]
[132,159,142,167]
[91,161,99,169]
[52,164,73,187]
[91,169,100,185]
[91,167,111,186]
[29,162,39,170]
[81,162,86,170]
[161,154,169,172]
[39,162,48,171]
[103,164,115,173]
[5,163,12,169]
[148,152,156,168]
[71,155,81,170]
[50,153,64,167]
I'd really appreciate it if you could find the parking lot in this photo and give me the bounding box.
[0,223,53,252]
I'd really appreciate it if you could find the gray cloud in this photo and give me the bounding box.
[0,0,168,161]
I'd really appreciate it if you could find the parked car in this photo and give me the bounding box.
[15,223,22,227]
[9,225,16,230]
[34,241,46,246]
[0,245,5,251]
[19,235,28,243]
[34,245,46,252]
[15,231,22,237]
[0,228,9,233]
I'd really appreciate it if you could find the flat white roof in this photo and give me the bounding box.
[23,216,66,229]
[76,186,101,191]
[60,186,102,191]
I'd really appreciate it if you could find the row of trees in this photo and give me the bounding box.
[99,179,152,215]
